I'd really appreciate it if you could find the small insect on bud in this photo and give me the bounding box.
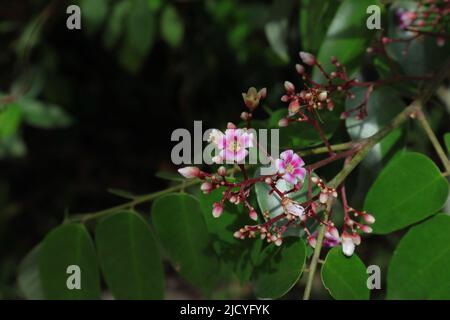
[278,118,289,127]
[178,166,200,179]
[318,91,328,102]
[227,122,237,129]
[249,209,258,221]
[212,202,224,218]
[299,51,315,66]
[200,182,213,194]
[240,112,251,121]
[295,64,305,74]
[284,81,295,94]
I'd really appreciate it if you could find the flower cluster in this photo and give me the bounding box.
[394,0,449,47]
[177,53,378,257]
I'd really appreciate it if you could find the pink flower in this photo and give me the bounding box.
[309,228,340,248]
[217,129,253,163]
[275,150,306,185]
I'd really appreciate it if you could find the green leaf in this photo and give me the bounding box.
[388,214,450,299]
[80,0,109,34]
[386,1,450,76]
[103,1,131,49]
[118,0,156,73]
[39,224,101,299]
[18,244,44,300]
[160,5,184,48]
[19,99,72,129]
[268,106,343,149]
[444,133,450,155]
[199,188,261,284]
[95,211,165,299]
[299,0,340,53]
[252,237,306,299]
[264,0,294,63]
[155,170,184,182]
[321,247,369,300]
[345,87,406,201]
[364,152,449,234]
[0,103,22,139]
[313,0,382,83]
[151,194,220,295]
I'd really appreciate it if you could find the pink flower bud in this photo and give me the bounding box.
[281,95,290,102]
[249,209,258,221]
[295,64,305,74]
[363,214,375,224]
[340,111,349,119]
[178,166,200,178]
[360,225,373,233]
[284,81,295,94]
[240,112,250,121]
[233,231,241,239]
[278,118,289,127]
[212,202,223,218]
[319,192,328,204]
[288,100,300,116]
[200,182,213,194]
[437,37,445,47]
[351,233,361,245]
[217,166,227,176]
[227,122,236,129]
[264,177,273,185]
[328,226,340,240]
[299,51,315,66]
[308,236,317,248]
[327,100,334,111]
[258,87,267,99]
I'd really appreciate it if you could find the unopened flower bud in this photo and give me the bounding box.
[227,122,236,129]
[319,192,329,204]
[363,214,375,224]
[259,87,267,99]
[264,177,273,185]
[233,231,241,239]
[288,100,300,116]
[318,91,328,102]
[178,166,200,179]
[299,51,315,66]
[240,112,251,121]
[295,64,305,74]
[200,182,213,194]
[328,226,340,240]
[284,81,295,94]
[308,236,317,248]
[212,202,223,218]
[278,118,289,127]
[360,225,373,233]
[351,233,361,245]
[249,209,258,221]
[275,238,283,246]
[217,166,226,176]
[342,234,355,257]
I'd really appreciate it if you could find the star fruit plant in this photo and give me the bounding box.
[18,0,450,300]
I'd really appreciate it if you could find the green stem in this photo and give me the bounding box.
[415,109,450,172]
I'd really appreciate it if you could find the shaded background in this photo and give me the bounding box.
[0,0,448,299]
